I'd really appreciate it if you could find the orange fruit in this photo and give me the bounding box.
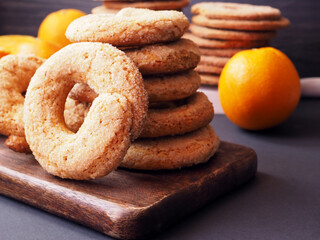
[0,35,39,55]
[0,35,59,59]
[38,9,86,49]
[219,47,300,130]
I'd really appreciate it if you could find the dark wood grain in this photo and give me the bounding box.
[0,136,257,239]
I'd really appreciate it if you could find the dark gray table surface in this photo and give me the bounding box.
[1,0,320,239]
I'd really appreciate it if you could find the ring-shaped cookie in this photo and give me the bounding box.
[121,125,220,170]
[124,38,200,75]
[140,92,214,138]
[24,42,148,180]
[66,8,189,47]
[0,54,44,137]
[69,70,201,103]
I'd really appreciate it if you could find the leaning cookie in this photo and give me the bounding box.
[66,8,189,47]
[121,125,220,170]
[124,38,200,75]
[0,54,44,137]
[140,92,214,138]
[24,42,148,180]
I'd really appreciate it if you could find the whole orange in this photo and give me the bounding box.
[38,9,85,49]
[219,47,300,130]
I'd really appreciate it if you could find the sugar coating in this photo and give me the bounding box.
[191,2,281,20]
[192,15,290,31]
[66,8,189,47]
[140,92,214,138]
[183,33,268,49]
[124,38,200,75]
[144,70,201,103]
[24,42,148,180]
[0,54,44,137]
[190,24,276,41]
[121,125,220,170]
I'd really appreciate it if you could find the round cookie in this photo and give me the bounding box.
[124,38,200,75]
[69,70,201,103]
[199,47,246,57]
[24,42,148,180]
[200,55,229,68]
[121,125,220,170]
[103,0,189,10]
[66,8,189,47]
[190,24,277,41]
[183,33,268,49]
[140,92,214,138]
[199,74,220,86]
[0,54,44,137]
[191,2,281,20]
[192,15,290,31]
[195,64,223,75]
[144,70,201,102]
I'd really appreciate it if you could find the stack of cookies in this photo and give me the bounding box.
[66,8,220,171]
[91,0,190,14]
[184,2,290,85]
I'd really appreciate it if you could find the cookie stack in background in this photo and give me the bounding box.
[91,0,190,14]
[66,8,220,170]
[184,2,290,86]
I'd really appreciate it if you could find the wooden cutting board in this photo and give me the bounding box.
[0,136,257,239]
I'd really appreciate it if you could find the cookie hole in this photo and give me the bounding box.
[63,89,91,133]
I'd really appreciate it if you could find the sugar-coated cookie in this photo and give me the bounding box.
[121,125,220,170]
[66,8,189,47]
[140,92,214,138]
[0,54,44,137]
[24,42,148,180]
[125,38,200,75]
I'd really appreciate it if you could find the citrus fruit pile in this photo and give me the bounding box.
[0,9,85,59]
[219,47,301,130]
